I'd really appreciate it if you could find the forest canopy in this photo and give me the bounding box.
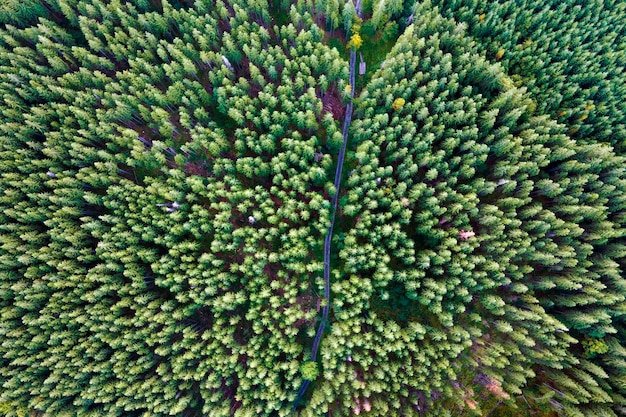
[0,0,625,416]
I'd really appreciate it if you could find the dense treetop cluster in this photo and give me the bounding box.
[0,0,624,416]
[430,0,626,153]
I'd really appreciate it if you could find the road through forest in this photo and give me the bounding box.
[294,1,361,408]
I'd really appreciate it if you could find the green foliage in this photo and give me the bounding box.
[361,19,377,38]
[0,401,29,417]
[0,1,343,415]
[0,0,624,416]
[312,4,626,416]
[381,20,399,42]
[430,0,626,153]
[0,0,49,26]
[300,361,320,380]
[583,338,610,358]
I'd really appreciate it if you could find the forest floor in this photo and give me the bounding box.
[354,32,397,91]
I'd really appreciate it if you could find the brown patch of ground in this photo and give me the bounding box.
[321,87,345,120]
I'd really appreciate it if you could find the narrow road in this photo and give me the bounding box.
[294,1,361,409]
[310,41,356,363]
